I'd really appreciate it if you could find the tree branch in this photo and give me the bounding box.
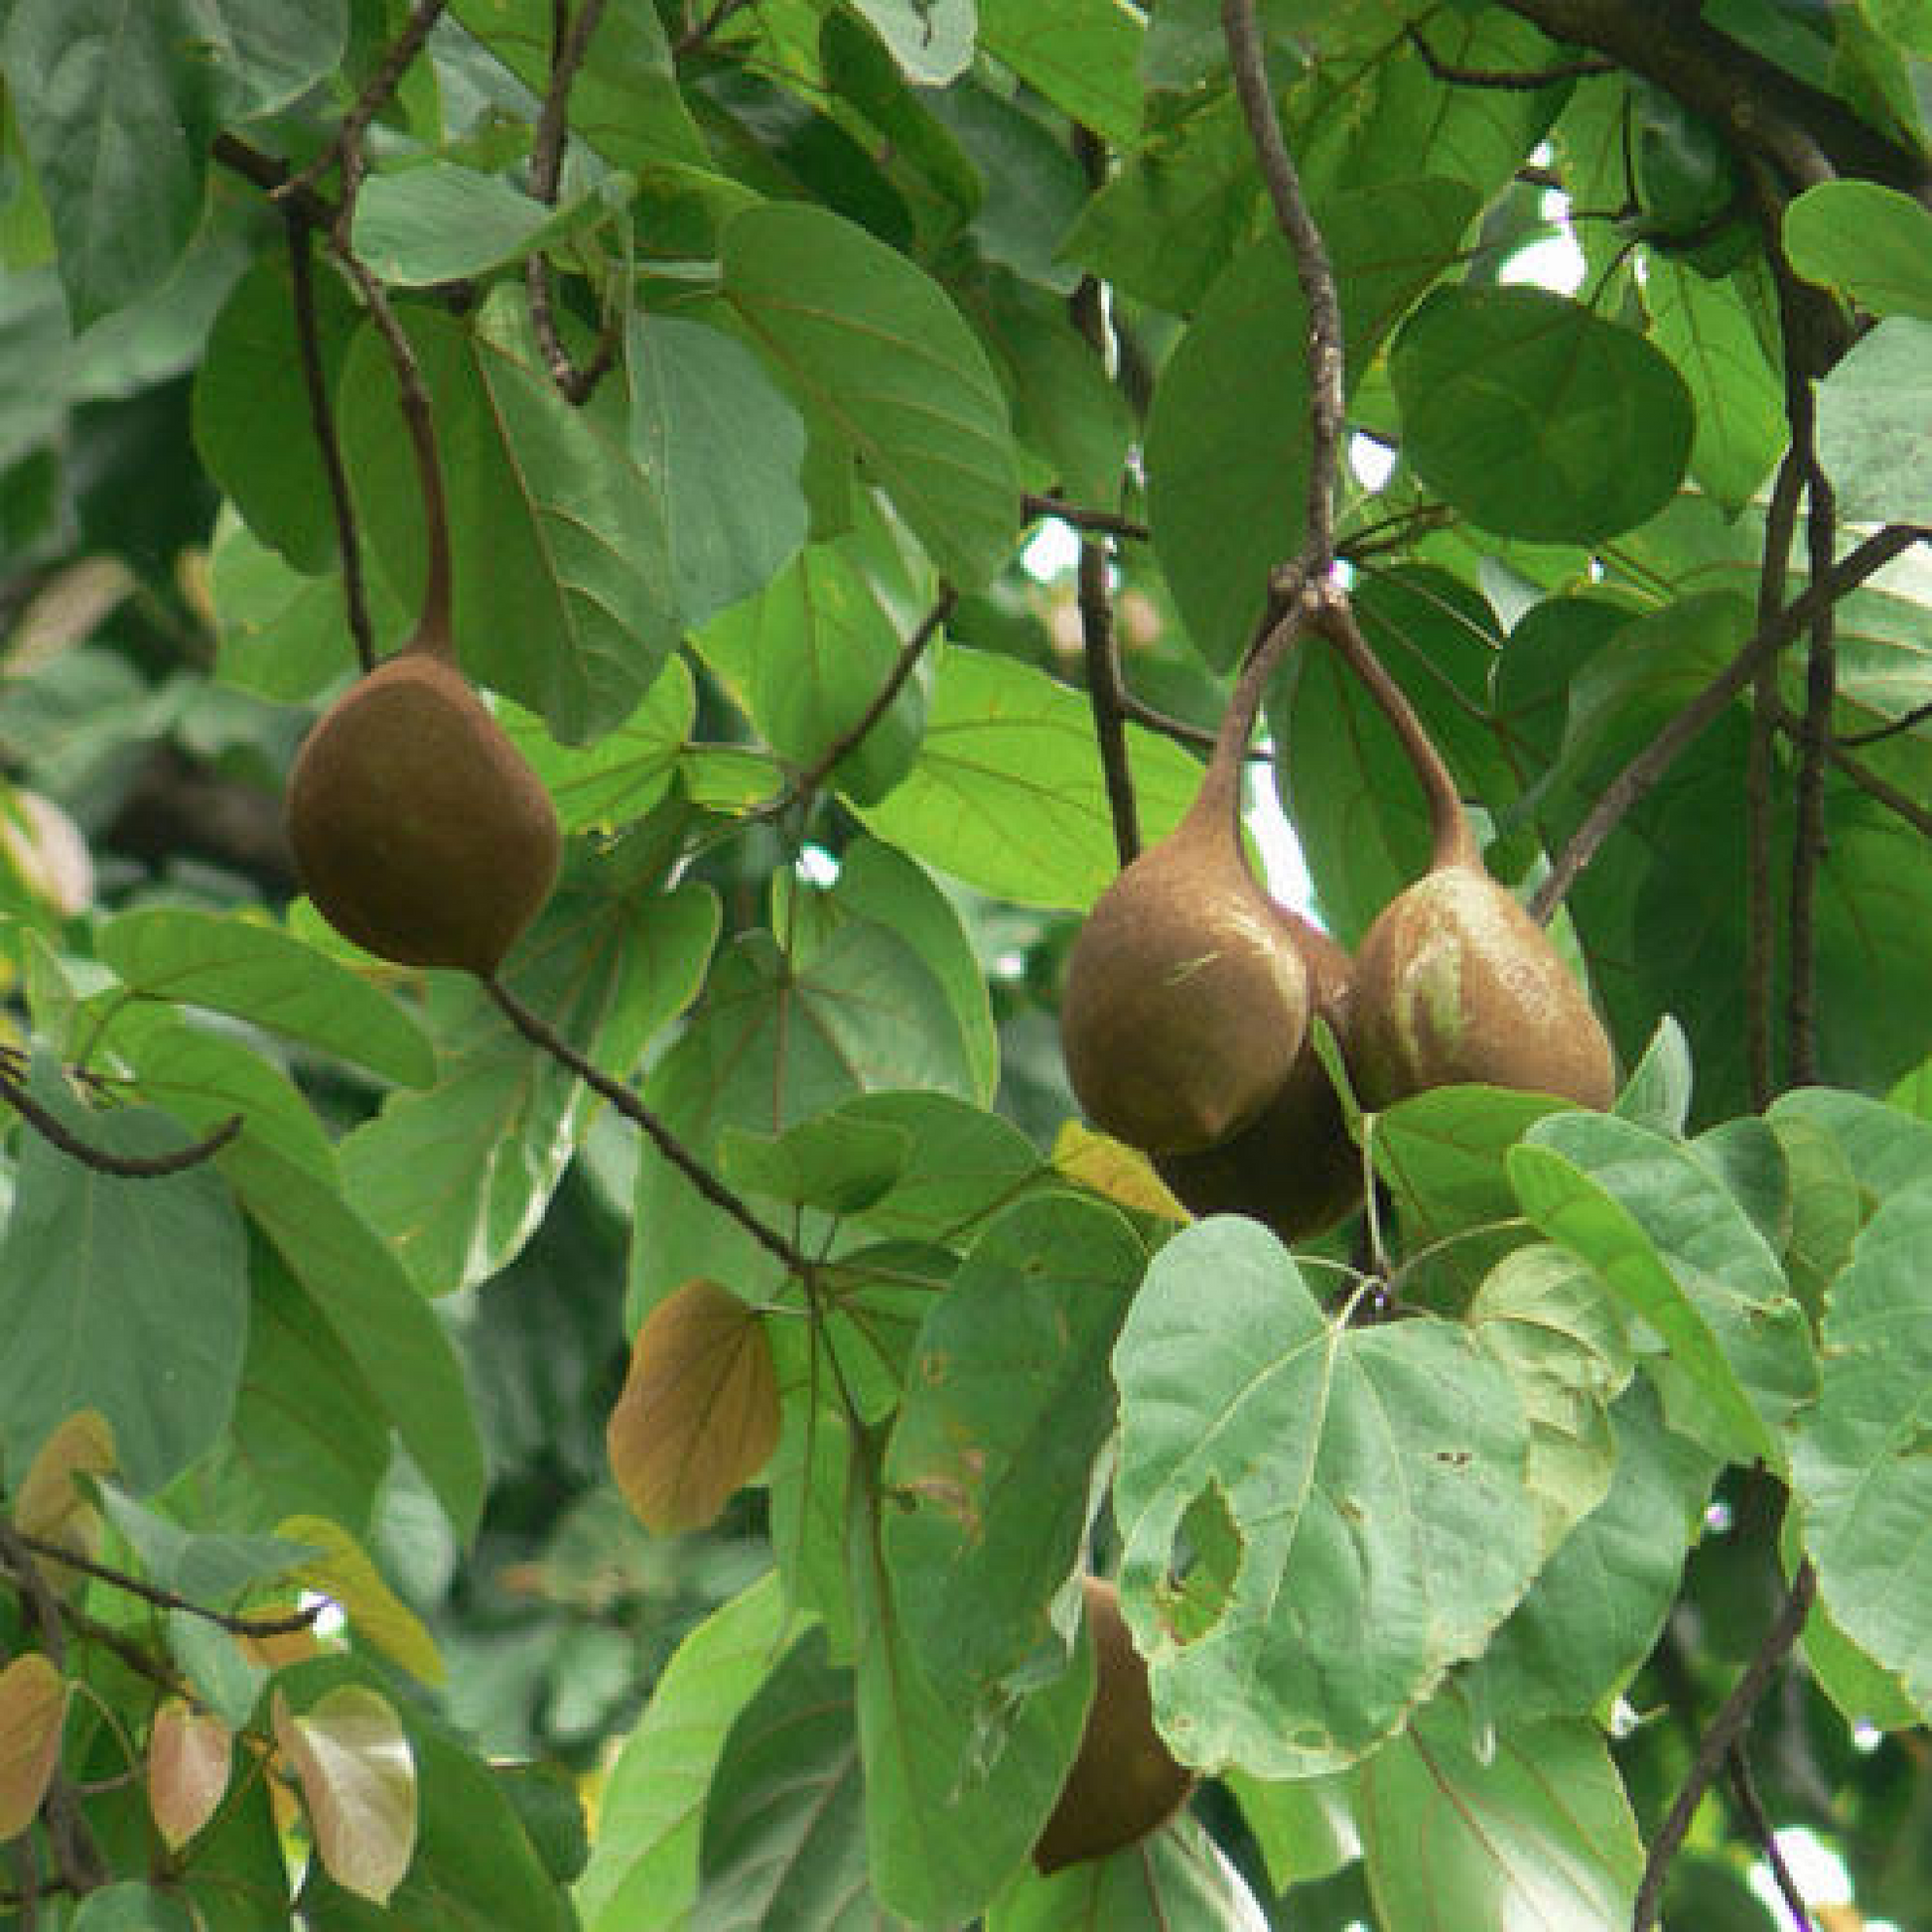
[524,0,620,404]
[285,210,374,672]
[1493,0,1931,200]
[1530,524,1930,921]
[0,1063,239,1180]
[282,0,450,201]
[1406,26,1613,88]
[1633,1560,1818,1931]
[1021,491,1151,543]
[483,977,816,1279]
[1223,0,1345,581]
[9,1531,323,1637]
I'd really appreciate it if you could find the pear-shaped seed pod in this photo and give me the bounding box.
[1311,594,1613,1114]
[1059,618,1312,1157]
[1156,910,1364,1242]
[1034,1577,1196,1874]
[287,650,560,975]
[1347,864,1614,1110]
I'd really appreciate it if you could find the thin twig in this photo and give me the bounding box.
[10,1531,323,1637]
[1222,0,1345,579]
[483,976,816,1279]
[675,0,756,57]
[1747,451,1805,1109]
[789,586,957,802]
[1116,691,1218,754]
[1531,524,1930,921]
[285,210,374,672]
[0,1523,105,1893]
[1079,534,1139,868]
[210,134,339,229]
[1725,1747,1816,1932]
[1066,129,1142,872]
[0,1063,239,1180]
[1838,697,1932,747]
[524,0,620,404]
[1633,1560,1818,1932]
[282,0,450,201]
[1789,462,1837,1087]
[1021,491,1151,543]
[1776,705,1932,841]
[1406,26,1614,87]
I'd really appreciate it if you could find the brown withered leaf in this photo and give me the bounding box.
[608,1279,780,1534]
[149,1696,232,1850]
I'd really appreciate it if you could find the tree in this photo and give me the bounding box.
[3,0,1932,1924]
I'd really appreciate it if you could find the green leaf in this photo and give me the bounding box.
[176,0,349,121]
[226,1142,485,1539]
[849,1497,1091,1924]
[1112,1218,1539,1776]
[3,0,201,325]
[1510,1113,1816,1466]
[849,0,975,83]
[990,1812,1268,1928]
[1792,1180,1932,1724]
[499,661,695,835]
[1785,179,1932,319]
[576,1574,797,1932]
[0,1091,246,1494]
[976,0,1144,146]
[1391,285,1694,542]
[722,203,1018,589]
[841,1090,1045,1246]
[447,0,705,173]
[626,313,810,627]
[697,539,926,807]
[1471,1381,1715,1721]
[97,906,437,1090]
[1147,180,1479,667]
[809,840,999,1102]
[1768,1086,1932,1206]
[69,1886,197,1932]
[694,1628,875,1928]
[854,646,1201,907]
[1371,1084,1567,1305]
[342,869,720,1294]
[1647,257,1786,514]
[1816,317,1932,525]
[338,292,678,743]
[193,254,360,573]
[628,918,980,1312]
[96,1486,316,1601]
[1468,1244,1633,1554]
[885,1195,1145,1693]
[111,1011,339,1181]
[721,1113,912,1214]
[210,1244,390,1537]
[1355,1701,1641,1931]
[351,164,610,288]
[209,508,411,703]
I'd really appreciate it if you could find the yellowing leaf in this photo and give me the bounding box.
[608,1279,780,1534]
[0,1653,68,1841]
[275,1514,444,1686]
[1052,1119,1187,1221]
[273,1686,417,1906]
[15,1410,116,1560]
[148,1697,231,1850]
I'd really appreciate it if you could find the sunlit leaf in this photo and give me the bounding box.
[274,1686,418,1907]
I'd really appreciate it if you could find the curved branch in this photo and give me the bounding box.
[0,1063,239,1180]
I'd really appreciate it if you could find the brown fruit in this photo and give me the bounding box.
[1346,860,1614,1110]
[1155,910,1364,1243]
[286,647,559,975]
[1308,596,1613,1113]
[1034,1577,1195,1874]
[1059,635,1311,1156]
